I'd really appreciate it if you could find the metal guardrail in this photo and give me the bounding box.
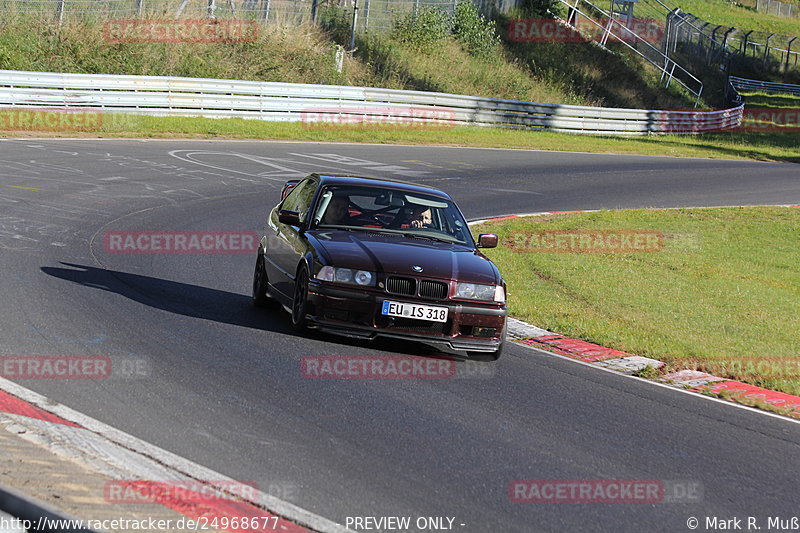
[729,76,800,96]
[0,70,743,135]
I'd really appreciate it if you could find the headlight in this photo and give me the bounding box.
[353,270,373,286]
[316,266,376,287]
[457,282,503,302]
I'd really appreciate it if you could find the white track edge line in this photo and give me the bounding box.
[511,339,800,426]
[0,376,352,533]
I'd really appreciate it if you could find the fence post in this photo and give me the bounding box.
[136,0,143,17]
[262,0,270,23]
[175,0,189,17]
[787,37,796,71]
[763,33,774,65]
[311,0,318,22]
[56,0,65,25]
[349,0,359,51]
[363,0,370,33]
[741,30,752,55]
[208,0,216,18]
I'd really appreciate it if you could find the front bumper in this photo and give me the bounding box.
[306,281,507,353]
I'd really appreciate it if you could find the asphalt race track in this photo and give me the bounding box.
[1,138,799,532]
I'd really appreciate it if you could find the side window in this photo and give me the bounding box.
[281,178,318,223]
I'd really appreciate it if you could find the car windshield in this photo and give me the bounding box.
[312,185,474,246]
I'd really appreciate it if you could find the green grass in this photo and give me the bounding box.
[472,207,800,395]
[0,14,711,110]
[1,111,797,163]
[669,0,800,37]
[742,91,800,108]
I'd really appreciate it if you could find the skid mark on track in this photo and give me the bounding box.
[288,153,431,178]
[169,150,305,181]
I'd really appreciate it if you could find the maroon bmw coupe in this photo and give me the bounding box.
[252,174,507,359]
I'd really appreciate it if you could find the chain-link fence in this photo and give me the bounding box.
[666,10,799,72]
[756,0,797,18]
[0,0,517,27]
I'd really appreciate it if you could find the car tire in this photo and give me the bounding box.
[252,254,275,308]
[291,266,310,332]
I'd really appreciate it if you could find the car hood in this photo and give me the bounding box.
[309,230,499,285]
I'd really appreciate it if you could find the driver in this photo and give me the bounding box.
[321,194,353,225]
[408,206,432,228]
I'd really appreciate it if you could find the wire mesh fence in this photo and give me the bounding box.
[0,0,506,28]
[667,10,799,72]
[756,0,797,18]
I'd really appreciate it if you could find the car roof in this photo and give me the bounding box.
[313,174,451,200]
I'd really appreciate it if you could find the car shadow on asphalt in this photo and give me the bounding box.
[42,261,291,335]
[41,262,462,359]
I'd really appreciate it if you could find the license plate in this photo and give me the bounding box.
[381,300,448,323]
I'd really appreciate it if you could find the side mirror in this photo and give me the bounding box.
[278,209,301,226]
[477,234,498,248]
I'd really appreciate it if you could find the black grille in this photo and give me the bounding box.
[386,276,416,296]
[419,280,448,300]
[384,317,446,334]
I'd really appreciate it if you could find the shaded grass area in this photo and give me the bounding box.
[2,112,797,163]
[742,91,800,109]
[496,15,698,110]
[472,207,800,395]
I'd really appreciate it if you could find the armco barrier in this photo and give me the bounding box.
[0,70,743,135]
[729,76,800,96]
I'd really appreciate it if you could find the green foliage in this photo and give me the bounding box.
[452,0,501,59]
[392,6,452,52]
[516,0,557,18]
[319,6,353,45]
[391,1,501,58]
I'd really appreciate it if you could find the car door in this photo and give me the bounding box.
[266,176,318,299]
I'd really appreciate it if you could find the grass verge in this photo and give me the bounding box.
[667,0,800,36]
[472,206,800,395]
[1,112,797,163]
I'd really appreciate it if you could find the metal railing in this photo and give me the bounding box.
[729,75,800,96]
[656,4,800,72]
[553,0,704,106]
[0,69,743,135]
